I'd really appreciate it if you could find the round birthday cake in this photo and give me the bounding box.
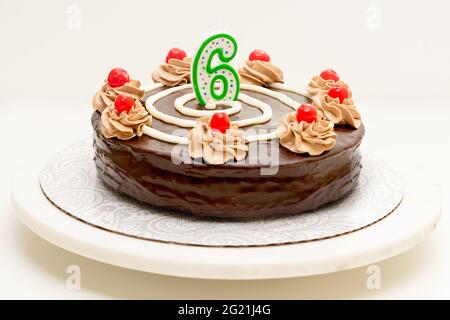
[91,33,364,219]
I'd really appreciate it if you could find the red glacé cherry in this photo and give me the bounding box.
[320,69,339,82]
[114,95,135,114]
[328,86,349,103]
[210,112,231,134]
[296,104,318,123]
[107,68,130,88]
[249,49,271,62]
[166,48,187,63]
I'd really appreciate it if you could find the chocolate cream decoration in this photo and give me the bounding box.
[276,112,337,156]
[306,75,350,97]
[313,92,361,129]
[101,100,152,140]
[92,80,145,113]
[239,60,283,87]
[189,117,248,165]
[152,57,192,87]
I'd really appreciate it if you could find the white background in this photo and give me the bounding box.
[1,0,449,299]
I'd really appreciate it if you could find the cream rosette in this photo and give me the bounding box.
[92,80,145,113]
[312,92,361,129]
[189,118,248,165]
[152,57,192,87]
[306,75,350,97]
[276,112,337,156]
[101,100,152,140]
[239,60,284,87]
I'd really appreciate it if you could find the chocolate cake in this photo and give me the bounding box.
[91,33,364,219]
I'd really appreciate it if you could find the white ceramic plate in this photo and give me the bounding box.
[11,164,441,280]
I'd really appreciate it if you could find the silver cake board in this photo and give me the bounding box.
[38,140,404,248]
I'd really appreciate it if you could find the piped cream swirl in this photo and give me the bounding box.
[101,100,152,140]
[312,92,361,129]
[239,60,284,87]
[306,75,350,97]
[152,57,192,87]
[276,112,336,156]
[189,117,248,164]
[92,80,144,113]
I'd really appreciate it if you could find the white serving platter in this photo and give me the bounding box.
[12,164,441,280]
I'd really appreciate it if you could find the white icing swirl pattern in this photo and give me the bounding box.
[175,93,242,118]
[143,83,306,145]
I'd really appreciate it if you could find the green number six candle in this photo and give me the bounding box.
[191,32,240,106]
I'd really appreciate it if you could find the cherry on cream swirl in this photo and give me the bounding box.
[152,57,192,87]
[239,60,284,87]
[312,91,361,129]
[276,112,337,156]
[101,100,152,140]
[189,117,248,165]
[306,75,351,97]
[92,80,145,113]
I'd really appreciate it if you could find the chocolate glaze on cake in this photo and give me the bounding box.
[92,87,364,219]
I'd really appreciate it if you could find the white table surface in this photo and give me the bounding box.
[1,0,449,299]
